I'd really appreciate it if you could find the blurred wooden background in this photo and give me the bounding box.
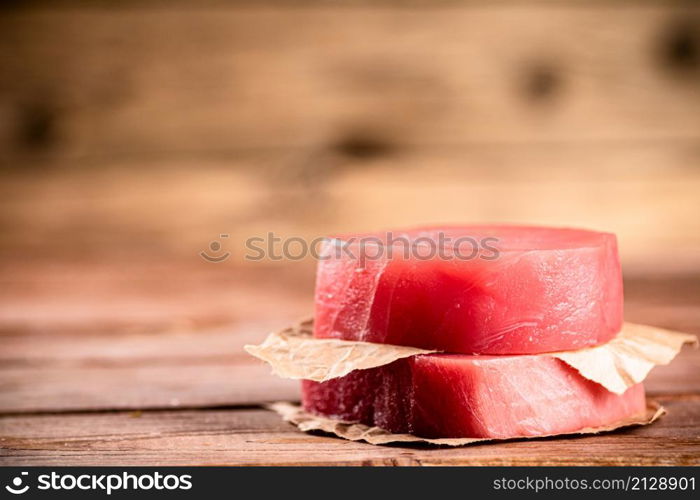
[1,1,699,271]
[1,1,700,465]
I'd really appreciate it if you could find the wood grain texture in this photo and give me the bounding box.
[0,261,697,414]
[1,5,699,270]
[1,5,699,160]
[1,1,699,466]
[1,398,698,466]
[0,263,698,465]
[2,148,700,272]
[0,332,696,414]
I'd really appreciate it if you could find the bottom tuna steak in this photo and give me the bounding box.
[302,354,645,439]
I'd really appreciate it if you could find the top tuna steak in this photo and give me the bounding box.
[314,225,623,354]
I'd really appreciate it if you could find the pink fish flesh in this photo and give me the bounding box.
[314,225,623,354]
[302,354,645,439]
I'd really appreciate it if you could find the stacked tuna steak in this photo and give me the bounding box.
[302,226,646,439]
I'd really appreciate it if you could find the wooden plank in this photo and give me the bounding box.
[1,2,697,466]
[1,5,699,160]
[1,397,698,466]
[0,259,697,413]
[321,148,700,274]
[3,313,696,406]
[2,146,700,271]
[0,363,298,414]
[0,325,696,413]
[0,260,314,333]
[0,264,307,413]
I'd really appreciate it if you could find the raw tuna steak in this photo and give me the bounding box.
[314,225,623,354]
[302,354,646,439]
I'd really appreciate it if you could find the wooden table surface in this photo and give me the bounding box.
[0,260,698,466]
[2,1,699,467]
